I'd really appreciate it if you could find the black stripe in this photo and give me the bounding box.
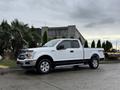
[54,59,90,66]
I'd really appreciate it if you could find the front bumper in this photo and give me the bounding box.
[17,59,37,67]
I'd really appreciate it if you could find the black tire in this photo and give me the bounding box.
[89,56,99,69]
[36,59,52,74]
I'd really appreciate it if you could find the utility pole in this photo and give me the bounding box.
[116,40,117,50]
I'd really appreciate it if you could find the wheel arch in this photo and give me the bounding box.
[91,53,100,60]
[35,55,54,67]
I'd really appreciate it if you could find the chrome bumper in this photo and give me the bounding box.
[17,59,37,67]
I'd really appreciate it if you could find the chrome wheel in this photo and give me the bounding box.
[40,61,50,73]
[92,59,98,68]
[89,56,99,69]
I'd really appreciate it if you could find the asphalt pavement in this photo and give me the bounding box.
[0,64,120,90]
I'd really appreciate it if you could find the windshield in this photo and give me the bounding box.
[43,39,60,47]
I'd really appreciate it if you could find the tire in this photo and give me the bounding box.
[89,56,99,69]
[36,59,52,74]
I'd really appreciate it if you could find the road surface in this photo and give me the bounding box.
[0,64,120,90]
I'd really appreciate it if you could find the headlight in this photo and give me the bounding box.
[26,50,34,59]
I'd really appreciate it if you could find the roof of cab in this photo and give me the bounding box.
[53,38,79,41]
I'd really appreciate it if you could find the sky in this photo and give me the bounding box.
[0,0,120,48]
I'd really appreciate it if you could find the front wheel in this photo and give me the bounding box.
[36,59,52,74]
[89,57,99,69]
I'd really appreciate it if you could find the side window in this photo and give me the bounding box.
[71,40,80,48]
[57,40,71,49]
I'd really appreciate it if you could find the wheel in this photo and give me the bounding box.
[89,56,99,69]
[36,59,52,74]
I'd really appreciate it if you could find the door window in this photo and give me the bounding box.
[57,40,72,49]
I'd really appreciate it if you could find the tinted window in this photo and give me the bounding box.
[71,40,80,48]
[57,40,71,49]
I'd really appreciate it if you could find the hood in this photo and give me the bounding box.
[24,47,54,52]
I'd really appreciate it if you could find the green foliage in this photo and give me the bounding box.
[105,41,113,52]
[42,31,48,45]
[62,36,66,38]
[0,21,11,55]
[29,40,37,48]
[0,59,16,68]
[102,41,113,52]
[97,40,101,48]
[0,19,41,58]
[28,26,41,48]
[91,40,95,48]
[84,40,89,48]
[102,42,106,49]
[10,19,29,57]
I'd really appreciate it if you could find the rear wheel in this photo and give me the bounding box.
[89,56,99,69]
[36,59,52,74]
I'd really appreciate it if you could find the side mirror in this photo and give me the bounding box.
[57,45,65,50]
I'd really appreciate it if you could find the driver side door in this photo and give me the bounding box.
[54,40,73,61]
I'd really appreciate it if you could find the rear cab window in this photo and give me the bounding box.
[71,40,80,48]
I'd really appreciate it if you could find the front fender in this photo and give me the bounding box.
[33,51,55,61]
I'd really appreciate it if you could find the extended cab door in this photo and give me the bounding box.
[70,40,83,60]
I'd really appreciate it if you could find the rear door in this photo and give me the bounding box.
[70,40,83,60]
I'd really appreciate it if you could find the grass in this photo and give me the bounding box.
[0,59,16,68]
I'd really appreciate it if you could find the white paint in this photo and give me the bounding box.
[17,39,104,67]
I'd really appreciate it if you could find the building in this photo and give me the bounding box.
[41,25,86,45]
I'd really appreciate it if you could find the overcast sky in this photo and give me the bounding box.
[0,0,120,48]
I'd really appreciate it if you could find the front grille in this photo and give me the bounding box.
[18,54,26,60]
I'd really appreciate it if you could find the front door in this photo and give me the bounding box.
[54,40,73,61]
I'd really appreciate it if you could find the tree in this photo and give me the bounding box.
[102,41,113,52]
[105,41,113,52]
[91,40,95,48]
[29,40,37,48]
[0,20,11,56]
[97,40,101,48]
[28,26,41,47]
[11,19,29,57]
[42,31,48,45]
[0,19,42,58]
[102,42,106,50]
[84,40,89,48]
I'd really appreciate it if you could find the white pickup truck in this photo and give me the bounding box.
[17,39,104,74]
